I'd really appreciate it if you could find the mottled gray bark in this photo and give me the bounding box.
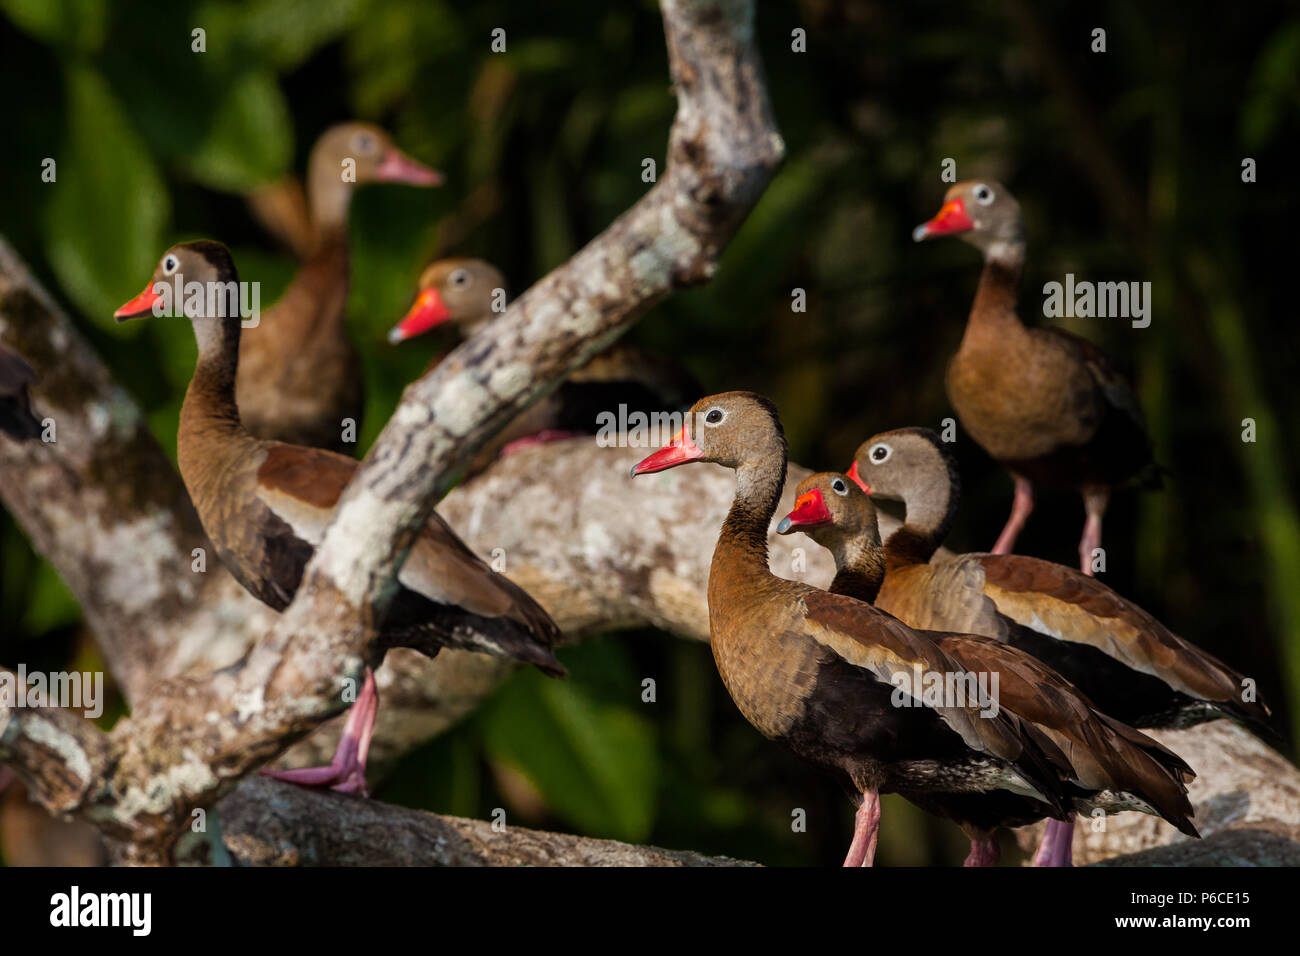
[219,777,755,867]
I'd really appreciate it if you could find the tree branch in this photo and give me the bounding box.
[218,777,754,867]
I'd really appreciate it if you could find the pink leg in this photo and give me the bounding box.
[963,836,1000,867]
[500,429,583,457]
[262,668,378,796]
[1032,815,1075,867]
[843,790,882,867]
[1078,489,1109,576]
[992,476,1034,555]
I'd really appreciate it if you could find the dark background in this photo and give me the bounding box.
[1,0,1297,865]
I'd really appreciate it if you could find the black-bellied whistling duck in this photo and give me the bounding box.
[115,241,562,795]
[389,257,700,467]
[630,392,1195,866]
[848,427,1271,861]
[236,123,442,453]
[778,471,1201,865]
[0,343,41,440]
[913,181,1157,574]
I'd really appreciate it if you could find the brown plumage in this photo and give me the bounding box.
[0,343,41,441]
[849,427,1271,736]
[389,258,700,473]
[631,392,1194,867]
[236,123,441,453]
[778,470,1198,865]
[116,241,562,793]
[914,180,1157,573]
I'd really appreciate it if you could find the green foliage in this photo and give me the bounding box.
[1,0,1297,866]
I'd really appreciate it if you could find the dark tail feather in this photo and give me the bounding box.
[382,592,567,678]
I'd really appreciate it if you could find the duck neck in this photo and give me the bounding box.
[717,452,787,574]
[307,153,354,246]
[964,239,1027,340]
[827,535,886,604]
[885,475,958,572]
[179,315,246,469]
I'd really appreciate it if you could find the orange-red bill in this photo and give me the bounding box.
[629,426,703,476]
[912,198,974,241]
[114,283,162,321]
[776,488,832,534]
[846,461,871,494]
[388,288,453,344]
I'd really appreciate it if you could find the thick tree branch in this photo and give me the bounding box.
[218,777,754,866]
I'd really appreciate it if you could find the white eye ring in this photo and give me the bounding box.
[831,478,849,496]
[973,184,994,206]
[162,255,179,275]
[703,407,725,427]
[869,443,892,464]
[450,269,469,286]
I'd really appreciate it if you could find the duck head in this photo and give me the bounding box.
[388,258,508,344]
[850,427,959,507]
[777,471,881,551]
[629,391,785,476]
[912,180,1023,255]
[114,241,239,321]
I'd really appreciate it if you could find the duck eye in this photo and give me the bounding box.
[704,408,725,426]
[870,443,891,463]
[450,269,469,287]
[973,184,994,205]
[831,478,848,496]
[162,255,179,275]
[353,132,375,153]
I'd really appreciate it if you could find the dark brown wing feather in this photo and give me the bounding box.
[255,442,563,674]
[978,552,1271,730]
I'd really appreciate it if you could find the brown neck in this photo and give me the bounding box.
[716,452,788,574]
[884,473,959,571]
[306,153,354,244]
[179,316,247,483]
[829,540,885,603]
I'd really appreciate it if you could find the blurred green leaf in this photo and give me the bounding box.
[43,64,169,321]
[181,69,293,191]
[21,559,80,635]
[0,0,105,52]
[482,651,659,843]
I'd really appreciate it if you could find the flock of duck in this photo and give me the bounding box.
[0,121,1273,866]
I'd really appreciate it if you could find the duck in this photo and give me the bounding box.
[913,180,1158,574]
[630,391,1196,866]
[115,241,563,795]
[236,123,442,453]
[389,257,701,470]
[848,427,1272,733]
[0,343,41,441]
[778,469,1203,865]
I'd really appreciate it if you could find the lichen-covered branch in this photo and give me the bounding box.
[219,777,754,866]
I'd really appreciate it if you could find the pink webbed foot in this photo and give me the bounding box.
[963,836,1000,867]
[261,668,379,796]
[1031,815,1075,867]
[499,429,583,457]
[992,477,1034,555]
[843,790,882,867]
